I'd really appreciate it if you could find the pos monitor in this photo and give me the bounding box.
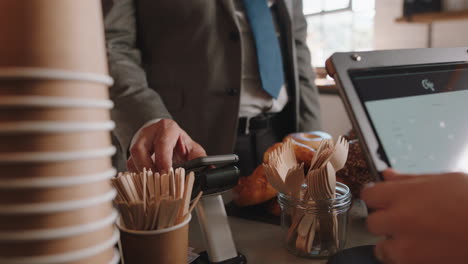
[326,47,468,180]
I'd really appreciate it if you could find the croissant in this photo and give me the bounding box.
[232,165,278,207]
[233,135,318,208]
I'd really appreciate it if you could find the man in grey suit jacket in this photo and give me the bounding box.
[104,0,321,175]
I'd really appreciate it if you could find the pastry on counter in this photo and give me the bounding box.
[283,131,332,150]
[336,131,375,198]
[232,164,277,207]
[233,133,320,208]
[266,198,281,217]
[232,130,376,223]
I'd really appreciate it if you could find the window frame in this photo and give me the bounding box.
[303,0,353,17]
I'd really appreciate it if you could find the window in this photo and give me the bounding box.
[304,0,376,68]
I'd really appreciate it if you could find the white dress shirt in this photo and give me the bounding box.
[233,0,289,118]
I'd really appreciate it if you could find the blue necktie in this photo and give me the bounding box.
[242,0,285,99]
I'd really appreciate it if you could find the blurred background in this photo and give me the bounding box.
[307,0,468,138]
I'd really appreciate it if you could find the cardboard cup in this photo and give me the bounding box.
[17,248,119,264]
[0,96,113,109]
[0,189,116,215]
[0,80,109,99]
[0,180,113,205]
[0,232,119,264]
[0,157,113,179]
[0,0,108,73]
[0,121,114,134]
[0,131,112,153]
[0,198,114,231]
[0,169,116,189]
[0,146,115,165]
[0,108,110,122]
[0,225,115,257]
[0,68,113,86]
[62,247,117,264]
[117,215,191,264]
[0,210,117,241]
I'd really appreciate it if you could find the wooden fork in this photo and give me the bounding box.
[327,136,349,172]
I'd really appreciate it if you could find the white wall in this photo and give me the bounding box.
[375,0,468,49]
[319,94,352,140]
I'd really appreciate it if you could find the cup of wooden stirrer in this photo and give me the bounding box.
[117,214,192,264]
[113,168,202,264]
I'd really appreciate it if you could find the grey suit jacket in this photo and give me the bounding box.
[104,0,321,163]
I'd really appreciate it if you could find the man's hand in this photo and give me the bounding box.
[127,119,206,173]
[361,170,468,264]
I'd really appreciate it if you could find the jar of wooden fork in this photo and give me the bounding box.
[278,182,352,258]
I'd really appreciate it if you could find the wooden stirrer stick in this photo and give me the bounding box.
[187,191,203,216]
[178,171,195,222]
[169,168,176,198]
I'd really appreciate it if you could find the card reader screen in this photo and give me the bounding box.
[350,63,468,174]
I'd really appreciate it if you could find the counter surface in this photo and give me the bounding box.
[189,199,379,264]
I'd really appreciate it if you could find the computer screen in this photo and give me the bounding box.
[350,63,468,174]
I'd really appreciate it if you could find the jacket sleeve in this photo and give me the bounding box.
[104,0,172,158]
[292,0,322,131]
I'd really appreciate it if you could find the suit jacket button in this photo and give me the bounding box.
[228,88,238,96]
[229,31,240,42]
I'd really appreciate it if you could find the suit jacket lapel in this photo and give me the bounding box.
[275,0,298,119]
[280,0,293,20]
[219,0,238,25]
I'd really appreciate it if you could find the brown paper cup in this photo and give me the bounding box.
[117,215,191,264]
[0,0,108,73]
[0,195,114,231]
[0,80,109,99]
[63,247,118,264]
[0,169,116,189]
[0,157,113,179]
[0,131,112,153]
[0,209,117,241]
[0,234,119,264]
[0,225,115,257]
[0,96,113,109]
[0,180,113,205]
[0,108,110,122]
[0,146,115,167]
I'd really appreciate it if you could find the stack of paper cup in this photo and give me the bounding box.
[0,1,119,263]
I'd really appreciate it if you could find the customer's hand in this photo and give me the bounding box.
[128,119,206,173]
[362,169,468,264]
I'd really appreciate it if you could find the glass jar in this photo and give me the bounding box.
[278,182,352,258]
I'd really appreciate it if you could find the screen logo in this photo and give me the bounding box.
[421,79,435,92]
